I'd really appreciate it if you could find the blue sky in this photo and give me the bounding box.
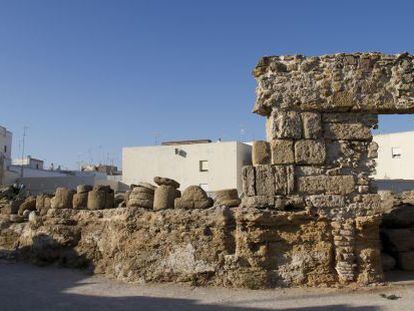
[1,0,413,169]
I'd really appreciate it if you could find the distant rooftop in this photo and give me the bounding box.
[161,139,212,146]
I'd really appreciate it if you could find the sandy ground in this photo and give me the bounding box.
[0,262,413,310]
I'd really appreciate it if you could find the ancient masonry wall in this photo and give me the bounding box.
[242,52,414,284]
[1,52,413,289]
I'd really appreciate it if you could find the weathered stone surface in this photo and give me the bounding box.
[154,176,180,189]
[270,139,294,164]
[294,140,326,165]
[18,196,36,215]
[323,123,372,141]
[136,182,157,191]
[305,195,346,208]
[266,109,301,139]
[77,185,93,194]
[154,185,177,210]
[252,141,270,165]
[87,186,114,210]
[255,165,274,196]
[274,165,294,195]
[174,186,213,210]
[127,198,153,209]
[213,189,240,207]
[240,196,274,209]
[301,112,321,139]
[51,188,75,209]
[252,53,414,115]
[73,193,88,210]
[242,166,255,196]
[297,175,355,195]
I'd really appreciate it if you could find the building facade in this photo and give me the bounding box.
[374,131,414,180]
[122,141,252,193]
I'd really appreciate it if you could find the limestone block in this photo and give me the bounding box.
[127,198,153,209]
[87,186,114,210]
[35,194,52,211]
[399,251,414,270]
[18,196,36,215]
[294,140,326,165]
[295,166,325,176]
[154,176,180,189]
[213,189,241,207]
[305,195,346,208]
[154,185,177,210]
[255,165,274,196]
[274,165,294,195]
[73,193,88,210]
[301,112,322,139]
[252,141,270,165]
[367,141,379,158]
[131,186,155,195]
[297,175,355,195]
[252,53,414,115]
[76,185,93,194]
[323,123,372,141]
[136,182,157,191]
[242,166,256,196]
[129,192,154,201]
[51,187,75,209]
[270,139,294,164]
[174,186,212,209]
[240,195,275,209]
[266,110,301,139]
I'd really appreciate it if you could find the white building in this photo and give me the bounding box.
[122,140,252,193]
[0,126,12,165]
[12,156,44,170]
[374,131,414,180]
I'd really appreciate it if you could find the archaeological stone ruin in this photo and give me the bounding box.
[1,52,414,288]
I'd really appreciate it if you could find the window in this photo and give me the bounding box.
[391,147,402,159]
[4,145,6,153]
[199,160,208,172]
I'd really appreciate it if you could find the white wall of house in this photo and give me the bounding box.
[374,131,414,179]
[0,126,12,163]
[122,141,252,193]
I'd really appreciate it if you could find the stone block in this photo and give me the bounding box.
[301,112,322,139]
[270,139,294,164]
[252,141,270,165]
[274,165,294,195]
[294,140,326,165]
[76,185,93,194]
[323,123,372,141]
[242,166,256,196]
[297,175,355,195]
[51,187,75,209]
[240,195,275,209]
[266,110,302,139]
[255,165,274,196]
[305,195,346,208]
[73,193,88,210]
[154,176,180,189]
[213,189,240,207]
[154,185,178,210]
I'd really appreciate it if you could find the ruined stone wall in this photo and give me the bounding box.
[241,52,414,285]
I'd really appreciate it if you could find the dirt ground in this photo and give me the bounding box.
[0,261,413,311]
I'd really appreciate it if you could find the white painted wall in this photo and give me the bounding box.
[374,131,414,179]
[0,126,12,162]
[122,141,251,192]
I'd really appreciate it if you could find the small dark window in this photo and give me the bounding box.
[199,160,208,172]
[4,145,6,153]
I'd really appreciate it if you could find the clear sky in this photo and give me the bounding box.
[1,0,413,169]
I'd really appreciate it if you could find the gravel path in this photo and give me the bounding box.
[0,261,413,310]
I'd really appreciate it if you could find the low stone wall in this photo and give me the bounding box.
[0,206,382,288]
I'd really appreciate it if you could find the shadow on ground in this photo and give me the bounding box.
[0,260,379,311]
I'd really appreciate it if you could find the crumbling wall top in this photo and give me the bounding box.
[252,52,414,116]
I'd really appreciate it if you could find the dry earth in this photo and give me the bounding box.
[0,261,413,311]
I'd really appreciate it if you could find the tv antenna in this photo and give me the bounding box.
[20,126,28,178]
